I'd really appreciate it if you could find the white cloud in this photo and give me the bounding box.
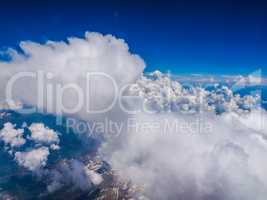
[101,110,267,200]
[15,147,50,171]
[0,32,145,122]
[0,122,25,148]
[28,123,59,145]
[126,72,260,114]
[100,73,267,200]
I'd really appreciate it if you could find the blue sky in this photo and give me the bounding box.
[0,0,266,76]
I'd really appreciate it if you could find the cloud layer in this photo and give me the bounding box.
[102,73,267,200]
[1,32,267,199]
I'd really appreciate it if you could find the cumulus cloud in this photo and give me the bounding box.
[0,122,25,148]
[0,32,145,122]
[28,123,60,149]
[100,73,267,200]
[14,147,50,171]
[125,71,260,114]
